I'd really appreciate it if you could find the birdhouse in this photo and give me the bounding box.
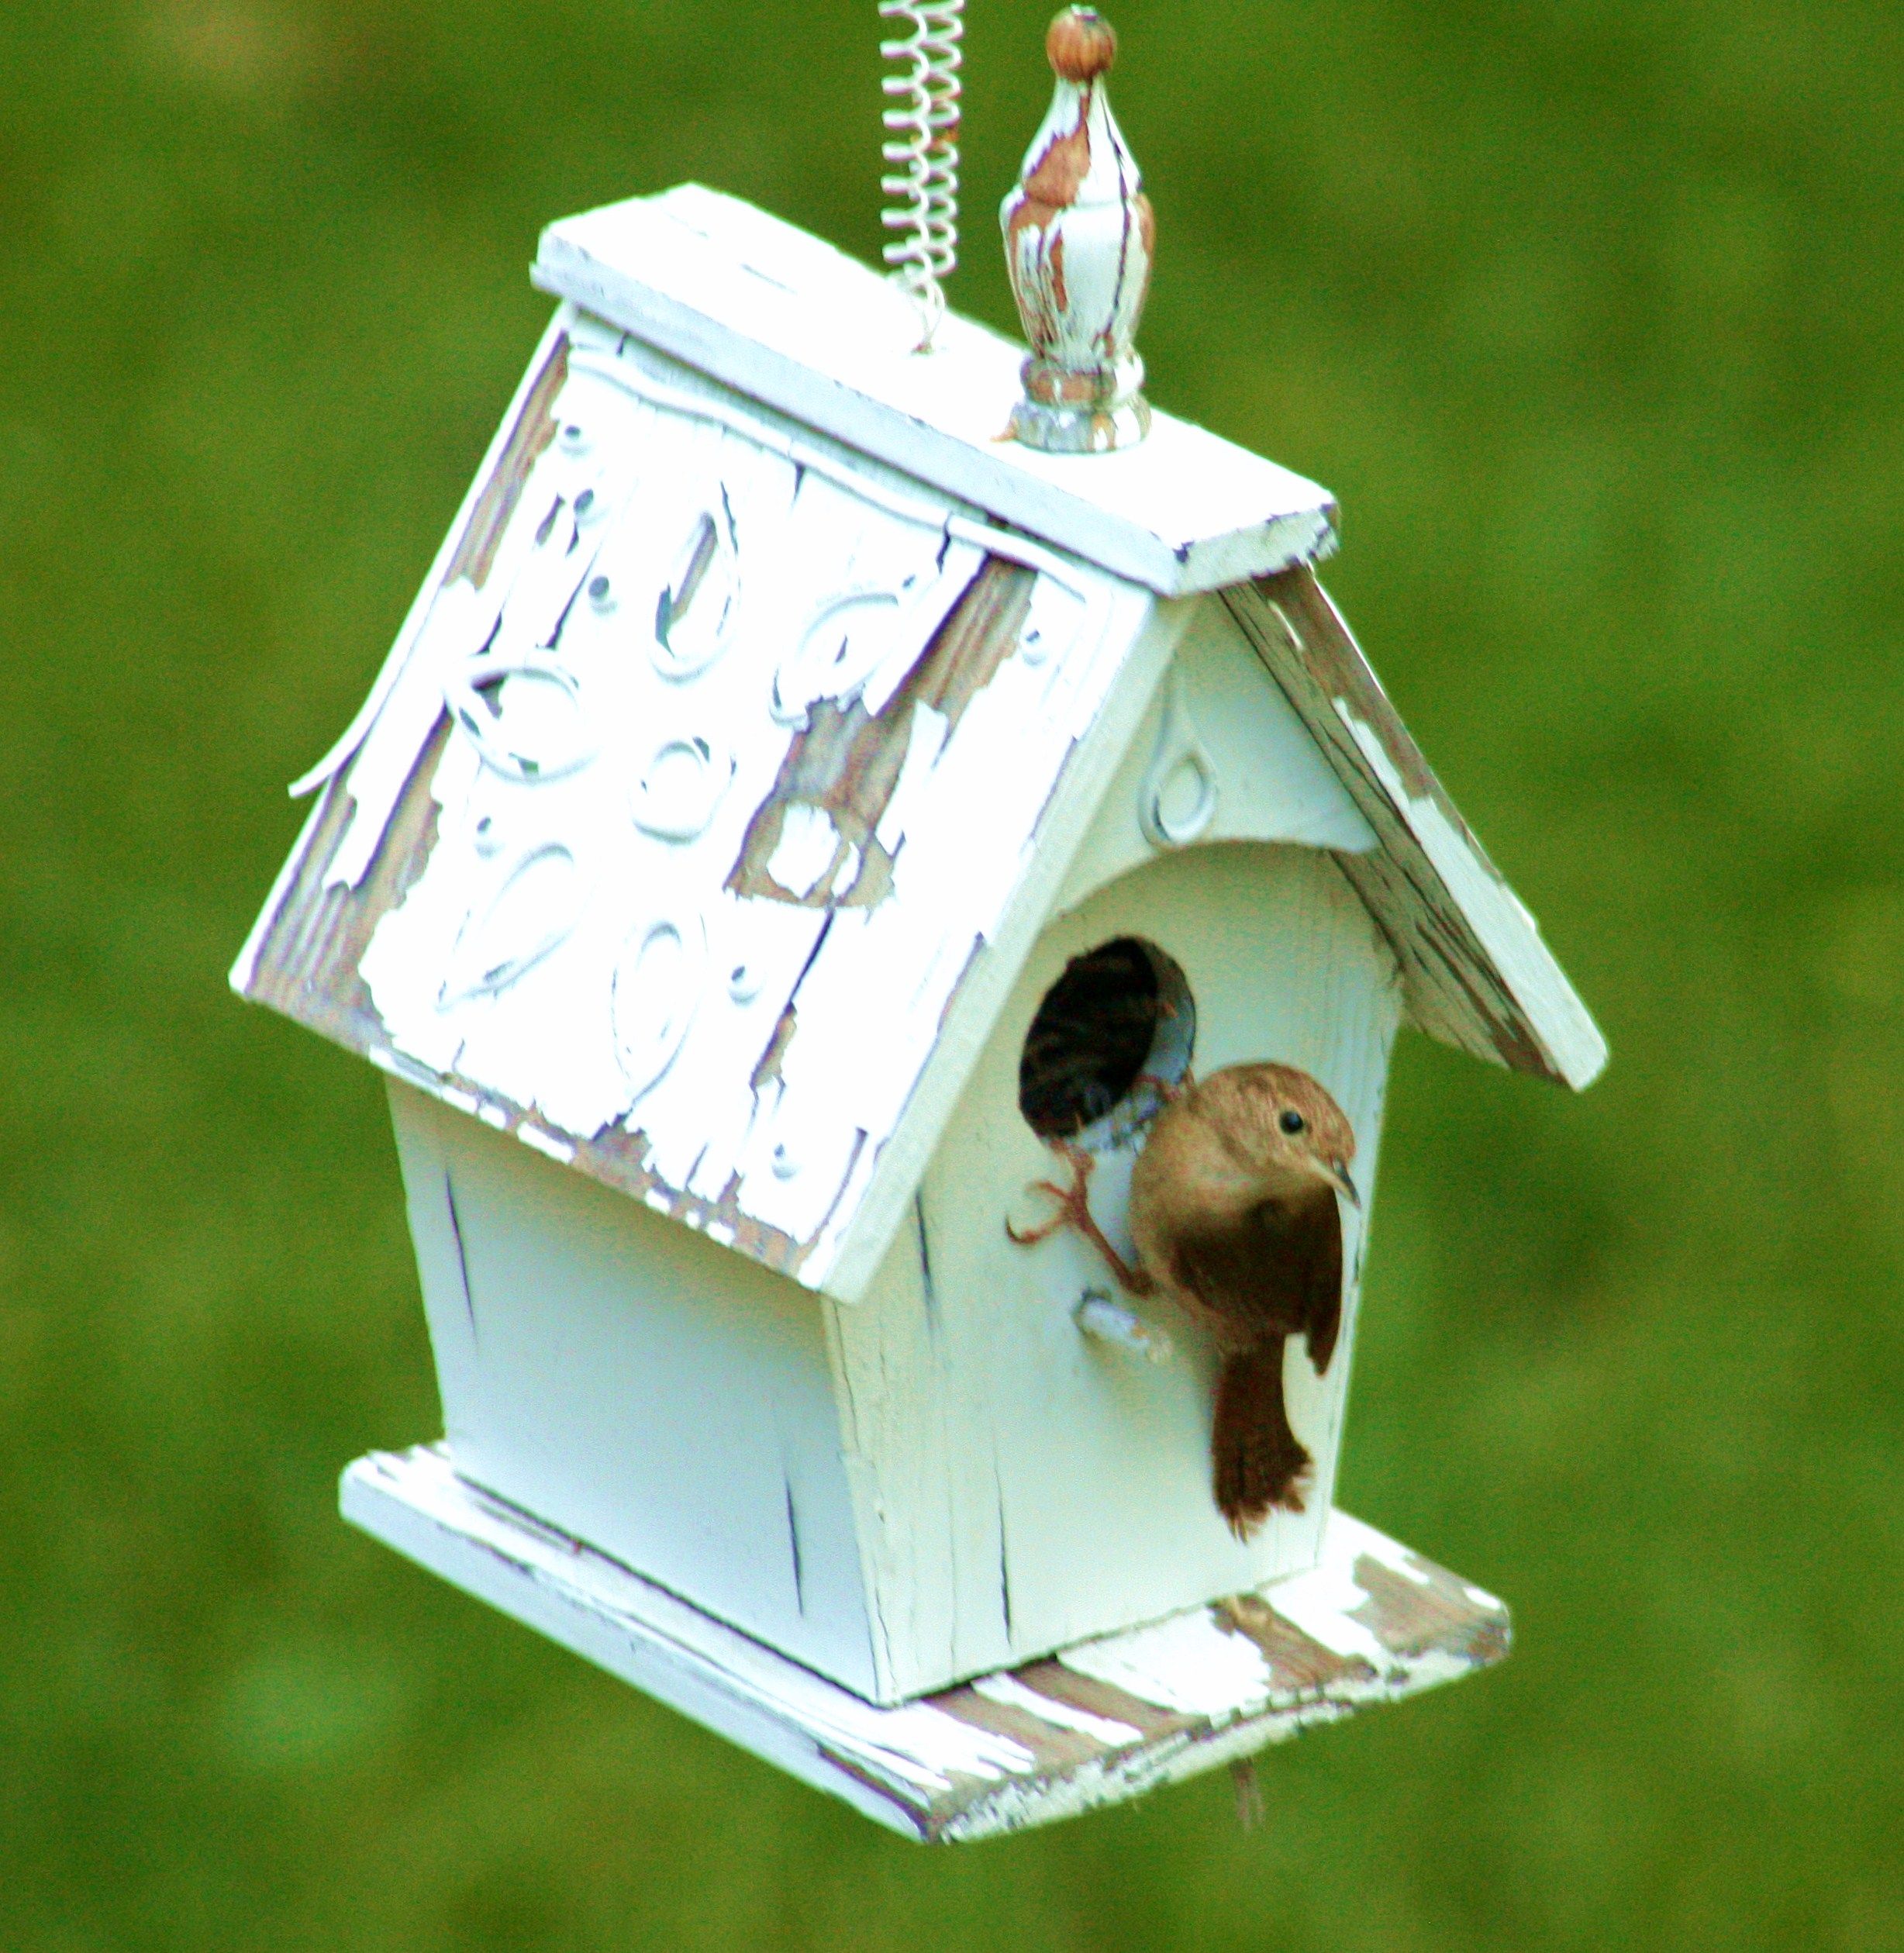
[232,21,1602,1841]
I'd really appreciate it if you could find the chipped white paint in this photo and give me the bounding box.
[229,184,1601,1799]
[1000,9,1153,452]
[1219,578,1607,1090]
[516,1125,576,1166]
[227,787,329,999]
[1061,1602,1279,1720]
[279,305,576,814]
[1337,705,1607,1089]
[813,584,1185,1303]
[767,804,847,901]
[343,1441,1504,1841]
[333,311,1154,1288]
[533,186,1337,595]
[970,1673,1143,1747]
[343,1444,1029,1806]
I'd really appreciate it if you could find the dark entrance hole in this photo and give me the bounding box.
[1018,937,1195,1145]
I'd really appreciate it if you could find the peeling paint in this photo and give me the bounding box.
[726,559,1029,909]
[1223,569,1606,1092]
[448,339,570,589]
[346,1445,1509,1845]
[1350,1551,1510,1667]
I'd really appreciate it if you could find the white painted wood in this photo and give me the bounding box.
[1223,574,1608,1089]
[836,844,1402,1692]
[343,1442,1508,1842]
[532,185,1337,597]
[324,312,1168,1300]
[382,1081,879,1696]
[385,1079,483,1453]
[242,243,1599,1324]
[316,309,579,882]
[813,585,1192,1301]
[1054,593,1377,916]
[823,1210,1014,1702]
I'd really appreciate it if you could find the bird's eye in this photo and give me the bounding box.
[1279,1109,1306,1135]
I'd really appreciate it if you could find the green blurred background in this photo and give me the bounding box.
[3,1,1900,1946]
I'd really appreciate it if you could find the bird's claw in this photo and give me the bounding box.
[1005,1143,1151,1295]
[1007,1148,1093,1242]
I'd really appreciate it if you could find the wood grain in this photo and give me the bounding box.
[343,1444,1509,1842]
[1223,567,1606,1090]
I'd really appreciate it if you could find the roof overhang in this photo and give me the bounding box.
[1226,570,1607,1092]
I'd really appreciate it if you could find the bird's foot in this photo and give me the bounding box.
[1005,1141,1153,1295]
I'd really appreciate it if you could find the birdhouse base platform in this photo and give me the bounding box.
[343,1444,1510,1841]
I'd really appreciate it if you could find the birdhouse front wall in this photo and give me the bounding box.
[830,840,1402,1702]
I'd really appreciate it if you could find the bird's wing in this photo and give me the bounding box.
[1288,1189,1343,1376]
[1166,1191,1342,1372]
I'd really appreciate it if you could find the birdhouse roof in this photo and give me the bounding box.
[232,187,1603,1306]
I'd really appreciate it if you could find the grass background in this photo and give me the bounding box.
[3,1,1900,1946]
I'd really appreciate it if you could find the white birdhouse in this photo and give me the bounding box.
[233,86,1602,1835]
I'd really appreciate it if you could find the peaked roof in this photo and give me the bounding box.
[232,188,1603,1306]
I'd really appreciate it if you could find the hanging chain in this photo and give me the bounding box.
[879,0,964,349]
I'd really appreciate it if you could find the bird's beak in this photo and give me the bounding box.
[1328,1159,1361,1209]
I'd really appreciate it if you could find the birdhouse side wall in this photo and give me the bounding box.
[827,842,1402,1699]
[385,1081,878,1696]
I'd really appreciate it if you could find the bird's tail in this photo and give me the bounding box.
[1212,1340,1311,1538]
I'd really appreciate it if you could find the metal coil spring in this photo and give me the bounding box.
[879,0,963,348]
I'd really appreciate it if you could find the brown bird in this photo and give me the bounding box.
[1008,1063,1358,1537]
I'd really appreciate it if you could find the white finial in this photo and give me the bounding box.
[1000,8,1154,452]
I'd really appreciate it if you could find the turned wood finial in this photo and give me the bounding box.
[1047,7,1117,82]
[1000,8,1153,454]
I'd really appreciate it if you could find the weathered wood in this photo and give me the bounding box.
[1223,568,1607,1090]
[235,281,1599,1316]
[240,715,450,1054]
[234,313,1159,1296]
[342,1441,1508,1842]
[727,559,1033,908]
[812,584,1186,1301]
[532,185,1337,596]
